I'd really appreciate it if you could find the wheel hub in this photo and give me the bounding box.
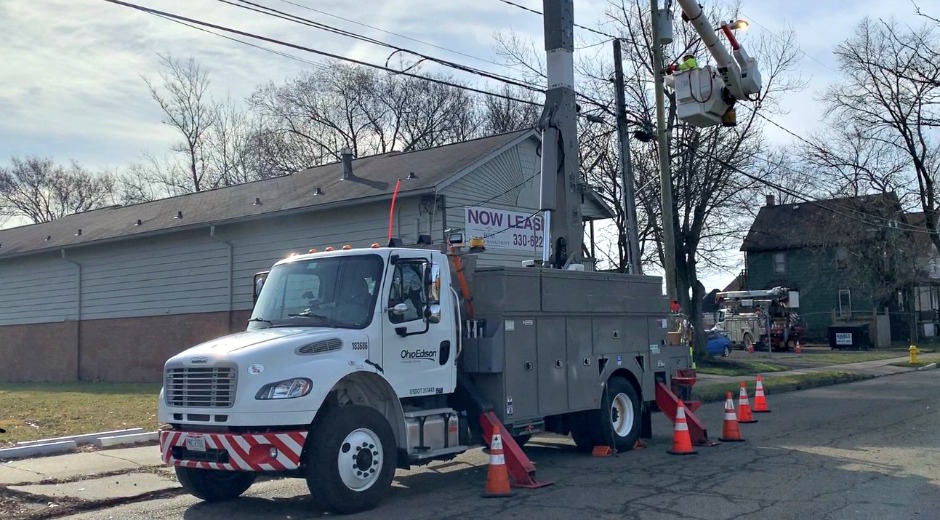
[611,393,635,437]
[337,428,383,491]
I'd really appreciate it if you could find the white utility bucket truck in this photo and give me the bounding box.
[157,0,754,513]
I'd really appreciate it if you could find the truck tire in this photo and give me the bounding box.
[175,466,256,502]
[742,333,753,351]
[596,377,642,452]
[570,411,597,452]
[305,405,397,515]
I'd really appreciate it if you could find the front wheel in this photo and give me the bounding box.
[175,466,256,502]
[305,405,397,515]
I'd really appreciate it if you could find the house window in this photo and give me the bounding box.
[838,289,852,318]
[773,252,786,275]
[836,247,848,270]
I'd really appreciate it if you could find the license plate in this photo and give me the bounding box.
[185,435,207,452]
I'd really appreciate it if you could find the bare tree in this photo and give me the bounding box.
[480,85,540,135]
[823,18,940,253]
[0,157,116,223]
[249,63,482,175]
[143,54,217,193]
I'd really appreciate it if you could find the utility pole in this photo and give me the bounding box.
[540,0,582,269]
[612,39,642,275]
[650,1,677,300]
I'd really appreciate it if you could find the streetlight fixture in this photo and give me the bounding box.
[722,19,749,31]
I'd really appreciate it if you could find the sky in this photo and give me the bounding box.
[1,0,937,291]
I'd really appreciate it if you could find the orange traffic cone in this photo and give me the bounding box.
[482,433,515,498]
[794,341,802,355]
[718,391,745,442]
[737,381,758,423]
[753,374,771,413]
[667,400,698,455]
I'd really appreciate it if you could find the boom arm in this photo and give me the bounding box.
[670,0,762,127]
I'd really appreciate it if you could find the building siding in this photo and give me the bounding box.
[0,253,79,326]
[0,138,562,381]
[747,248,879,340]
[441,138,542,267]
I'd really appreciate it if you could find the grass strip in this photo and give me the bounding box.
[691,371,871,403]
[0,383,162,446]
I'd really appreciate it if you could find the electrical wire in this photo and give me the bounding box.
[683,143,935,235]
[101,0,543,107]
[221,0,545,94]
[151,13,328,71]
[494,0,619,40]
[272,0,514,70]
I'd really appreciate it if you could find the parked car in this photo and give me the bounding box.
[706,329,731,357]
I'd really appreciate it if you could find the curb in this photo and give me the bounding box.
[693,372,876,404]
[14,428,145,447]
[916,362,937,371]
[94,431,159,448]
[0,440,78,459]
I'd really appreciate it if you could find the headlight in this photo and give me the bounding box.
[255,378,312,400]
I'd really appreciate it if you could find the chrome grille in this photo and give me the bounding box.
[164,364,237,408]
[296,338,343,355]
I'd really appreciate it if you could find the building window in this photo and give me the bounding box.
[836,247,848,270]
[773,252,786,275]
[838,289,852,318]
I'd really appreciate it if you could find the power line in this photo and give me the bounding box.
[494,0,618,40]
[686,144,934,235]
[101,0,543,107]
[151,13,327,71]
[737,11,836,74]
[272,0,513,71]
[220,0,545,94]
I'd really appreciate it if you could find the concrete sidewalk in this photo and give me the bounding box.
[0,445,179,507]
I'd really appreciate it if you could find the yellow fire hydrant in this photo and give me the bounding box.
[909,344,919,364]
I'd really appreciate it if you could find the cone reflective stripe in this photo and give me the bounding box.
[667,400,698,455]
[737,381,758,423]
[795,341,802,354]
[482,433,514,498]
[718,392,745,442]
[753,374,771,413]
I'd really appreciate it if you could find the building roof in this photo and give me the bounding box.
[741,193,902,252]
[0,130,539,259]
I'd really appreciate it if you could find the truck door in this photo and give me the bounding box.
[381,254,456,398]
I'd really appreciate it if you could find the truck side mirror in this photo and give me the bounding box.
[427,303,442,324]
[253,271,269,304]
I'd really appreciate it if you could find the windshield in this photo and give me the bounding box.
[249,254,383,330]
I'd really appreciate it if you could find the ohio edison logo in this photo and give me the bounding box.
[401,349,436,362]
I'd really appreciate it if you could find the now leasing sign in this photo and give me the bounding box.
[465,207,544,252]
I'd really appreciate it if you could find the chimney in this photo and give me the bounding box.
[340,147,353,180]
[765,194,775,207]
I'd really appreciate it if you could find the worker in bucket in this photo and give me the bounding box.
[677,54,697,71]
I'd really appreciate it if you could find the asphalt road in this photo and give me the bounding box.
[68,370,940,520]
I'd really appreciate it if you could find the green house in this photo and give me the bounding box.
[740,193,913,343]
